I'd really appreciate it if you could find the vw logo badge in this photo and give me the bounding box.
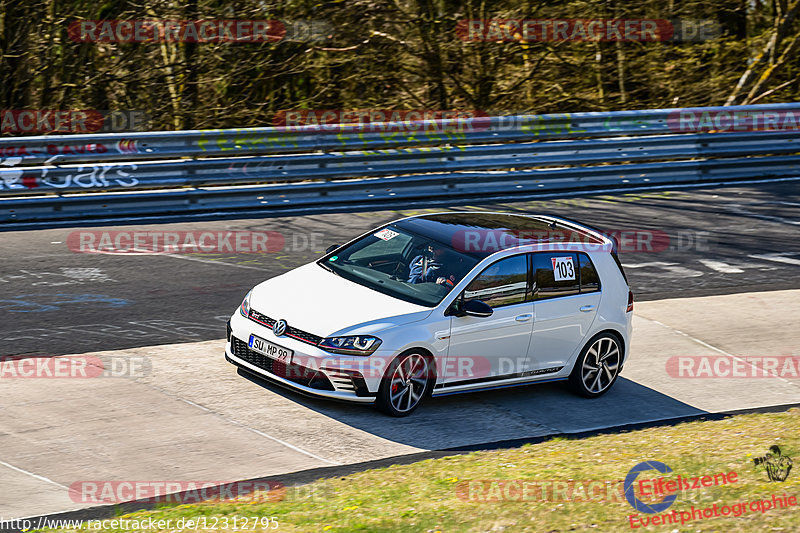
[273,319,288,337]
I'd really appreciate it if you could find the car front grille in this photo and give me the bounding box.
[246,308,324,346]
[231,336,334,391]
[248,309,275,328]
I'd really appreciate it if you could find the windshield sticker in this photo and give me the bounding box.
[552,256,576,281]
[329,255,338,261]
[374,228,400,241]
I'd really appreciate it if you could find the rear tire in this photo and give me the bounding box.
[568,332,622,398]
[375,352,433,417]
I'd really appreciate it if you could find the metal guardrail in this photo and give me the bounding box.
[2,103,800,228]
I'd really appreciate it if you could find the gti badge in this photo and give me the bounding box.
[273,319,288,337]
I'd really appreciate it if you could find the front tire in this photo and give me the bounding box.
[375,352,433,417]
[568,333,622,398]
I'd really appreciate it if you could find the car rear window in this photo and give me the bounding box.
[533,252,580,300]
[533,252,602,299]
[578,253,600,293]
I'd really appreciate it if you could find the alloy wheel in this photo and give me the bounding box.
[581,337,620,394]
[388,353,429,413]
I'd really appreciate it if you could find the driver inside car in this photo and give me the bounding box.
[407,244,456,288]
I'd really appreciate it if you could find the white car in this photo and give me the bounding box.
[226,212,633,416]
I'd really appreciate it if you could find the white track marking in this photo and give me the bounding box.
[622,261,704,277]
[726,204,800,226]
[161,253,270,271]
[748,253,800,266]
[698,259,744,274]
[178,396,340,466]
[138,381,339,466]
[0,459,70,490]
[638,316,799,388]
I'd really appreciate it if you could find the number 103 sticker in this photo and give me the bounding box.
[551,256,576,281]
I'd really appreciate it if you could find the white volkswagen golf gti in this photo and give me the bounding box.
[226,212,633,416]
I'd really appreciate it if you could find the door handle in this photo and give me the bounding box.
[515,313,533,322]
[580,305,596,312]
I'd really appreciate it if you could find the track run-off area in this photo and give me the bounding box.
[1,180,799,520]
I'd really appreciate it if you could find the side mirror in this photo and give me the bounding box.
[325,244,339,254]
[462,299,493,318]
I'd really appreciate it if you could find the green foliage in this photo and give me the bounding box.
[1,0,798,131]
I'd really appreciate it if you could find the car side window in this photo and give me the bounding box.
[463,255,529,308]
[534,252,580,300]
[578,253,601,293]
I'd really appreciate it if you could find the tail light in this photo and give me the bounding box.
[626,290,634,313]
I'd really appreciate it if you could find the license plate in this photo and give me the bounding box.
[248,334,293,363]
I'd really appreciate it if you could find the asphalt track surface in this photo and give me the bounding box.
[1,289,799,523]
[1,180,799,359]
[1,180,800,524]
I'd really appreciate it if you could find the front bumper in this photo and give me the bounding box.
[225,315,377,403]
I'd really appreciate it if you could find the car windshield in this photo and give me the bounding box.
[318,225,480,307]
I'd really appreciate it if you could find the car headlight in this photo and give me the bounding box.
[240,290,252,317]
[318,335,382,356]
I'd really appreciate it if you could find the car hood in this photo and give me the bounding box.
[249,262,433,337]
